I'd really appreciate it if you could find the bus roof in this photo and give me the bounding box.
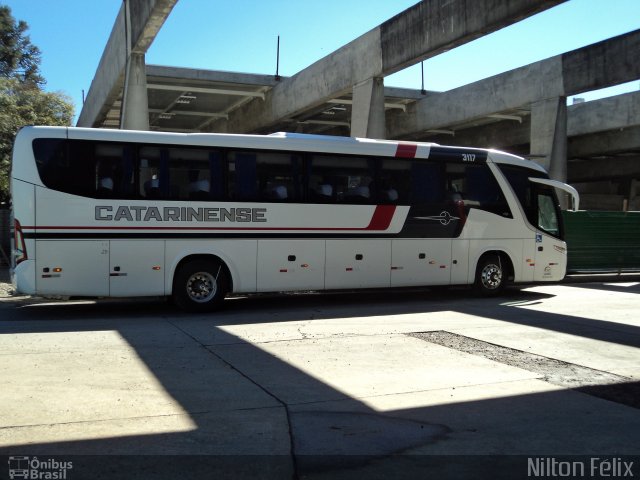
[15,126,547,173]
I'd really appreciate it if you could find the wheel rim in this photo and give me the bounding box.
[185,271,217,303]
[481,263,502,290]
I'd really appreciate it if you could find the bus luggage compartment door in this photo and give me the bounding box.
[391,239,452,287]
[35,240,109,296]
[257,240,325,292]
[325,240,391,289]
[109,240,165,296]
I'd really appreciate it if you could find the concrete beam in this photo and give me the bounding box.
[128,0,177,54]
[418,91,640,151]
[225,0,565,133]
[569,156,640,183]
[145,65,282,87]
[388,30,640,139]
[76,5,126,128]
[77,0,177,128]
[569,91,640,136]
[569,126,640,158]
[380,0,565,75]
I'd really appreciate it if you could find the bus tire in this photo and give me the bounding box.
[173,259,228,312]
[474,254,506,296]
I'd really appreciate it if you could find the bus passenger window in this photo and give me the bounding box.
[228,152,257,201]
[379,159,411,205]
[228,150,300,202]
[95,143,132,199]
[257,152,300,202]
[447,163,511,218]
[310,155,375,204]
[167,147,217,201]
[139,147,163,199]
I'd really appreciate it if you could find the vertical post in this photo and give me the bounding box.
[530,96,568,208]
[120,0,149,130]
[275,35,281,81]
[421,62,426,95]
[530,97,567,180]
[122,53,150,131]
[351,77,386,139]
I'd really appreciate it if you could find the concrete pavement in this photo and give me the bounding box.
[0,277,639,479]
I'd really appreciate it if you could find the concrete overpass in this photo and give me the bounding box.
[79,0,565,134]
[78,0,640,210]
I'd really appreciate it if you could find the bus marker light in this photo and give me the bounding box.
[152,266,161,270]
[14,219,27,265]
[301,264,309,268]
[346,267,353,271]
[53,267,62,273]
[279,269,287,273]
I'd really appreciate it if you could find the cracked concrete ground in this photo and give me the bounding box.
[0,273,639,479]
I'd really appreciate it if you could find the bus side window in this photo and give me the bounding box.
[447,163,512,218]
[256,152,300,202]
[168,147,216,201]
[139,147,164,199]
[228,152,257,201]
[379,159,410,205]
[410,161,445,205]
[95,143,133,199]
[310,155,374,204]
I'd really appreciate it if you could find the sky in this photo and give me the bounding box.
[3,0,639,124]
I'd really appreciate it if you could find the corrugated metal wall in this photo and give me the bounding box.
[563,211,640,273]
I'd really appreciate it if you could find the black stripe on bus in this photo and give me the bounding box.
[23,231,455,240]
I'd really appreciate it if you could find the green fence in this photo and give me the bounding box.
[562,211,640,273]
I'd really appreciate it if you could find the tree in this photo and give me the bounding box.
[0,6,74,204]
[0,5,43,86]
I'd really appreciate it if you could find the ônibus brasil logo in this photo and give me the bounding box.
[8,456,73,479]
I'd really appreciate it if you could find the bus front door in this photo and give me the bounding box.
[532,187,567,282]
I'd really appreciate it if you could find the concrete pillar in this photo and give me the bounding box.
[530,97,567,182]
[351,77,386,139]
[121,53,150,130]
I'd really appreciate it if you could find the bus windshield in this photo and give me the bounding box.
[497,164,564,240]
[536,189,561,238]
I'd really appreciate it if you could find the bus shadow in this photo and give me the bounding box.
[4,286,546,323]
[4,285,639,348]
[0,286,639,479]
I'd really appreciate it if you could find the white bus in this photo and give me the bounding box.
[11,126,578,311]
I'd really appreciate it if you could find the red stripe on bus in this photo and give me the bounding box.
[395,143,417,158]
[365,205,396,230]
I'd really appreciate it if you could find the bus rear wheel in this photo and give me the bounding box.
[475,255,506,296]
[173,259,228,312]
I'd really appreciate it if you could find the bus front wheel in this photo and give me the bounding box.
[173,259,228,312]
[475,255,506,296]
